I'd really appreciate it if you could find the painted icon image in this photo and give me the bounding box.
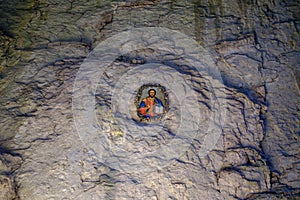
[135,84,168,122]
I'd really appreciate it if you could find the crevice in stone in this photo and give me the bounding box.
[245,186,300,200]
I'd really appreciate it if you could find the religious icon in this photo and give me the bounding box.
[135,84,168,122]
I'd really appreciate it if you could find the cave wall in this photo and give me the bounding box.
[0,0,299,199]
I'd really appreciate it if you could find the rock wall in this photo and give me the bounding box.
[0,0,299,199]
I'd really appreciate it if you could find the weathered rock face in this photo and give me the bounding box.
[0,0,299,199]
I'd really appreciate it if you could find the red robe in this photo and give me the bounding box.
[139,97,156,117]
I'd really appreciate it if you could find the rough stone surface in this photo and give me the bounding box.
[0,0,299,199]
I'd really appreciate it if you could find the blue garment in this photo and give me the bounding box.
[139,97,163,108]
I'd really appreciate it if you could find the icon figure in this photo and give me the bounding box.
[138,89,164,119]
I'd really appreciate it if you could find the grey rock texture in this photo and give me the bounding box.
[0,0,299,199]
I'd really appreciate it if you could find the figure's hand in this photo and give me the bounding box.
[145,105,151,112]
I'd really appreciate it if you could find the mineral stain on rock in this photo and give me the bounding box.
[0,0,299,199]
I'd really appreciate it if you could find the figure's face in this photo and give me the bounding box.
[149,90,155,97]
